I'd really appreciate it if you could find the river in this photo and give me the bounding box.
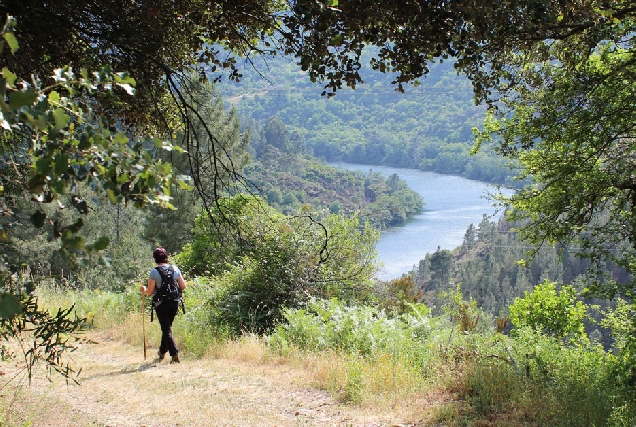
[329,162,514,281]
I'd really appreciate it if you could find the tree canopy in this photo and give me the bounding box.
[0,0,285,130]
[6,1,634,115]
[281,1,636,99]
[470,6,636,298]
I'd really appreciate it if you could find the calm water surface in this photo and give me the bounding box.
[330,162,514,280]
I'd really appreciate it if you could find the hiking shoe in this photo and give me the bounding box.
[170,354,180,364]
[156,351,166,362]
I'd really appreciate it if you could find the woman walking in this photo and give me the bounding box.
[140,247,187,363]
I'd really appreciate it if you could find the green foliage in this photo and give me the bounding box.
[281,0,635,108]
[227,59,515,186]
[40,285,141,329]
[439,284,483,333]
[271,294,635,426]
[1,2,286,132]
[470,21,636,302]
[375,274,423,315]
[413,216,606,316]
[509,280,588,343]
[270,298,433,359]
[508,328,624,427]
[143,77,249,254]
[245,147,423,228]
[178,195,379,335]
[208,257,298,335]
[427,248,453,290]
[440,328,625,427]
[172,277,231,355]
[3,182,153,291]
[0,36,183,272]
[601,299,636,386]
[75,199,153,290]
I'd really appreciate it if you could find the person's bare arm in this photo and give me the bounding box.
[140,278,156,295]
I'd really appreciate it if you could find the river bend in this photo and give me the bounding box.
[330,163,514,280]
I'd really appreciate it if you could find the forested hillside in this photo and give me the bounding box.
[412,216,626,316]
[220,55,517,186]
[245,145,423,229]
[409,214,635,355]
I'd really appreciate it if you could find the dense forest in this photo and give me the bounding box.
[408,214,635,353]
[412,216,625,314]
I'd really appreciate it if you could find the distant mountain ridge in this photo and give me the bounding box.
[218,54,517,186]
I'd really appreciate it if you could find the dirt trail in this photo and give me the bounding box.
[2,332,430,427]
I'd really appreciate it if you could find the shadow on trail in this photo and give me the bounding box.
[80,362,157,381]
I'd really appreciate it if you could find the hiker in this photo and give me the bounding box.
[140,247,187,364]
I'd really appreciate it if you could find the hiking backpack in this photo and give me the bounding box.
[152,265,181,306]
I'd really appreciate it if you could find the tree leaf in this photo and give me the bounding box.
[61,232,85,250]
[116,173,130,184]
[176,176,194,190]
[54,153,69,175]
[25,112,48,130]
[2,68,17,87]
[9,88,36,109]
[0,293,22,319]
[48,90,60,104]
[92,236,110,251]
[2,32,18,54]
[106,189,117,204]
[114,132,128,145]
[52,107,70,130]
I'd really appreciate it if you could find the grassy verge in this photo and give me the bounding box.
[31,286,636,427]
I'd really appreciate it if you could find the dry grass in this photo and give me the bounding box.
[0,327,446,427]
[31,290,561,427]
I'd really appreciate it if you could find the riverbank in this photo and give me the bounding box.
[330,163,514,280]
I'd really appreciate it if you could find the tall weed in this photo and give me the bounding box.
[440,327,631,427]
[36,279,224,357]
[271,298,433,365]
[270,298,434,403]
[37,285,137,329]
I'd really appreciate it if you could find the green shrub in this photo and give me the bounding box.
[509,279,588,343]
[270,298,434,369]
[177,195,379,335]
[173,277,229,356]
[511,328,618,426]
[601,298,636,387]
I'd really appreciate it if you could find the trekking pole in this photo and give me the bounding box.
[142,293,147,360]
